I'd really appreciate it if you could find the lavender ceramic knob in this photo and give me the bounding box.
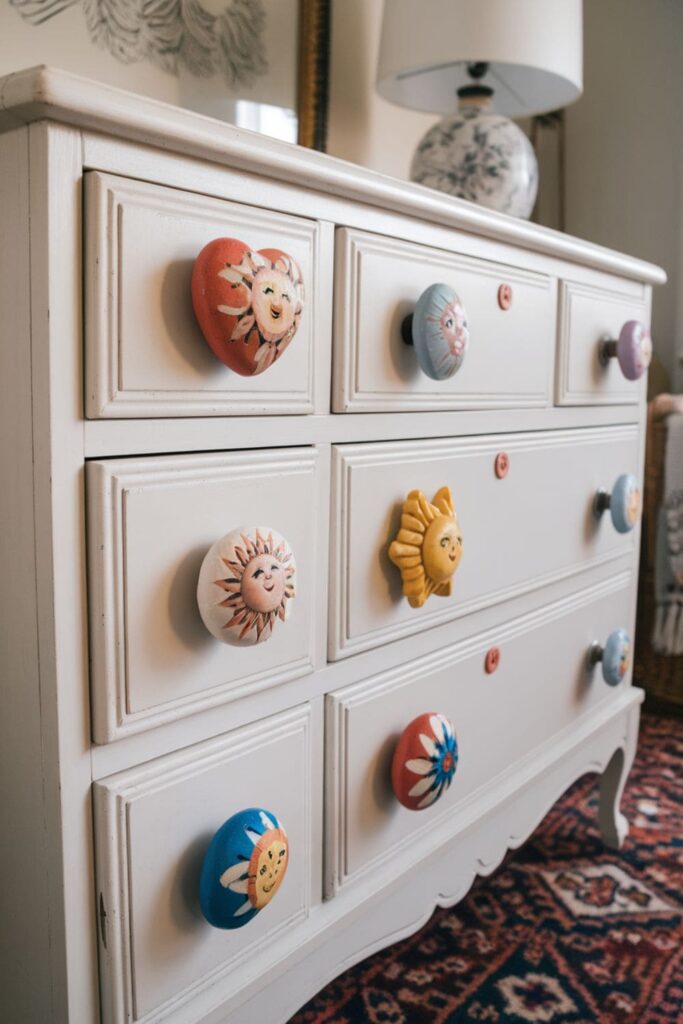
[401,283,469,381]
[588,629,631,687]
[599,321,652,381]
[197,527,296,645]
[594,474,642,534]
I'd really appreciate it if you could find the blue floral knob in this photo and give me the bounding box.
[199,808,289,929]
[588,629,631,686]
[594,473,642,534]
[401,282,469,380]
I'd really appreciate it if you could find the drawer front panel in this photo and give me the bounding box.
[557,279,649,405]
[330,426,639,659]
[95,704,319,1024]
[333,228,555,412]
[326,575,632,895]
[88,447,327,742]
[85,172,332,417]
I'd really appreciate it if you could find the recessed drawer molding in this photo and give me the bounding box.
[87,447,326,743]
[95,705,316,1024]
[556,279,650,405]
[329,426,639,660]
[325,574,633,897]
[85,172,332,417]
[333,227,555,412]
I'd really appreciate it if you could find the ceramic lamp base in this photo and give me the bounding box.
[410,100,539,220]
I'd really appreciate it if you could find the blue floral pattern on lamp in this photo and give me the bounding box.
[199,808,289,929]
[410,106,538,219]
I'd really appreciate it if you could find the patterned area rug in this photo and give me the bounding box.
[290,713,683,1024]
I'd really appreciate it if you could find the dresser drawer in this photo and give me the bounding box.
[95,703,320,1024]
[557,278,650,405]
[87,447,327,742]
[329,426,639,659]
[326,575,632,895]
[85,172,332,417]
[333,228,555,412]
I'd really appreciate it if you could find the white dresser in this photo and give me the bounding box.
[0,67,665,1024]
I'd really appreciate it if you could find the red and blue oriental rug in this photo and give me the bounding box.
[290,713,682,1023]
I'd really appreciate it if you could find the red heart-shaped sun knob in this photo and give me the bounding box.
[192,237,305,377]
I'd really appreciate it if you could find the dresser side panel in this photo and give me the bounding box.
[0,125,58,1022]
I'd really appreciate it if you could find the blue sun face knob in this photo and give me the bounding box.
[199,808,289,929]
[594,474,642,534]
[401,283,469,381]
[588,629,631,687]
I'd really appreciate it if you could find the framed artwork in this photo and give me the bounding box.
[1,0,330,149]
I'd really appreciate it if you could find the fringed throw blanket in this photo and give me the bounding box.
[653,412,683,653]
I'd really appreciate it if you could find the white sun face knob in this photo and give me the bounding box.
[197,527,296,646]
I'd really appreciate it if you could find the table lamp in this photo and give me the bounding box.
[377,0,583,218]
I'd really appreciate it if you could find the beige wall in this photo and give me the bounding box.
[328,0,434,179]
[564,0,683,389]
[329,0,682,388]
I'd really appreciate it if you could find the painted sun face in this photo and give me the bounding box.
[389,486,463,608]
[439,300,468,358]
[201,809,290,929]
[248,830,289,909]
[197,527,296,646]
[619,641,630,677]
[240,553,286,614]
[423,515,463,584]
[252,267,297,343]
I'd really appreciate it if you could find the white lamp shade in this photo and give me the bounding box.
[377,0,583,118]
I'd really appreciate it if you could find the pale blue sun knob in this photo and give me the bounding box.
[588,629,631,687]
[401,282,469,381]
[594,473,642,534]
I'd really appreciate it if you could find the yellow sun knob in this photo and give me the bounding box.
[388,486,463,609]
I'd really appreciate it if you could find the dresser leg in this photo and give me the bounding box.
[597,743,634,849]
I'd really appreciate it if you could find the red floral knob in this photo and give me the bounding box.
[192,237,304,376]
[391,712,458,811]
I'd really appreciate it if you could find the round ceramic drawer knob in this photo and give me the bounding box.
[392,712,459,810]
[599,321,652,381]
[199,808,289,929]
[197,527,296,645]
[401,282,469,380]
[485,647,501,673]
[594,474,642,534]
[588,629,631,686]
[497,283,513,310]
[192,237,304,376]
[389,486,463,608]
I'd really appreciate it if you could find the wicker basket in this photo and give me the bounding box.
[634,406,683,711]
